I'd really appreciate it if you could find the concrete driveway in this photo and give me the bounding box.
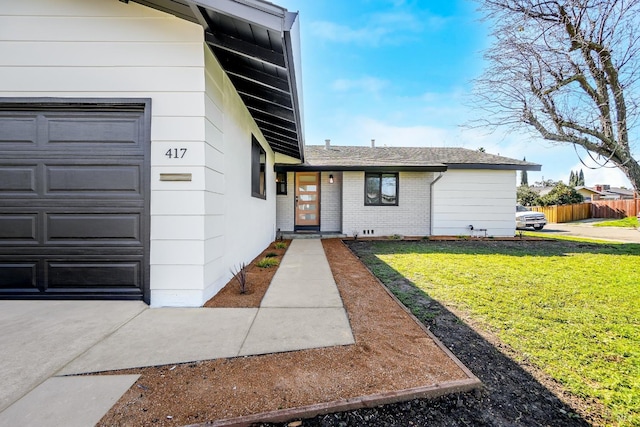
[0,300,147,413]
[537,219,640,243]
[0,240,355,427]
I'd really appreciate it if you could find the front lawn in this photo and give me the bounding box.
[593,217,639,228]
[357,239,639,426]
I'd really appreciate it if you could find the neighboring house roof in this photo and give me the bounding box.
[529,186,553,196]
[575,186,605,195]
[605,187,635,198]
[130,0,305,160]
[276,145,541,172]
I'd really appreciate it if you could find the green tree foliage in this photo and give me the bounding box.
[517,185,539,206]
[569,169,586,186]
[520,157,528,186]
[537,182,584,206]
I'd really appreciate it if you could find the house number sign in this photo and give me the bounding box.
[165,148,187,159]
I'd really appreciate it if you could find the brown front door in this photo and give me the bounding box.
[295,172,320,230]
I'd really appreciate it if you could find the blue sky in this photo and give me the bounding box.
[277,0,633,188]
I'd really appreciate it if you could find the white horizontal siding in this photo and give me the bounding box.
[1,0,169,17]
[0,42,203,67]
[0,67,204,92]
[0,0,280,307]
[432,170,516,237]
[203,45,278,303]
[0,16,201,42]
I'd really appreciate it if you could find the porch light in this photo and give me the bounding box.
[329,174,334,184]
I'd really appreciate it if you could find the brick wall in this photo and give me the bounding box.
[276,172,295,231]
[320,171,342,232]
[342,171,433,237]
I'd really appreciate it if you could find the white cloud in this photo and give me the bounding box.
[313,118,631,188]
[569,161,632,188]
[331,76,389,94]
[309,21,388,45]
[309,11,442,46]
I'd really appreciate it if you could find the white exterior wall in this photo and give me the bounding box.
[0,0,276,306]
[342,171,433,237]
[212,46,276,302]
[320,171,342,232]
[431,170,516,237]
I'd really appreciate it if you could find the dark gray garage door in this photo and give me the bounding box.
[0,99,150,302]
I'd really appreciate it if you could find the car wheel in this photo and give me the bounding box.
[533,225,544,230]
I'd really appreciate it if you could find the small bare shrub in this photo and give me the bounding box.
[230,263,248,294]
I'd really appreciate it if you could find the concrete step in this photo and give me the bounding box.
[279,232,346,239]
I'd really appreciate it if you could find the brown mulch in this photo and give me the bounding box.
[97,239,474,426]
[203,240,291,308]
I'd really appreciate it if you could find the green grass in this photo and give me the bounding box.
[360,240,640,426]
[256,257,279,268]
[593,217,639,228]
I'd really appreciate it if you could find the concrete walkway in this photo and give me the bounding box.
[540,219,640,243]
[0,239,354,427]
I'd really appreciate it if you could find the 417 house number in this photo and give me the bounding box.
[165,148,187,159]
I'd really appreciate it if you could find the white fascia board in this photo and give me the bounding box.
[283,11,304,158]
[194,0,287,31]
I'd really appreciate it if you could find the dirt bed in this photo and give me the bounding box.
[98,239,474,426]
[276,240,600,427]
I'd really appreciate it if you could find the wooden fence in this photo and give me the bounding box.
[529,203,591,223]
[590,199,640,218]
[529,199,640,223]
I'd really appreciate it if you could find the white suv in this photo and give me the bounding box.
[516,205,547,230]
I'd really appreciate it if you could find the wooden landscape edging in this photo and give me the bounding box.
[188,239,482,427]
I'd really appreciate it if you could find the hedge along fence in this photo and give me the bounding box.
[529,200,640,223]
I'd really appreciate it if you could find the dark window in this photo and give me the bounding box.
[276,172,287,195]
[365,173,398,206]
[251,137,266,199]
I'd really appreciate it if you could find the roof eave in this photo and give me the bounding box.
[130,0,305,160]
[275,164,448,172]
[446,163,542,171]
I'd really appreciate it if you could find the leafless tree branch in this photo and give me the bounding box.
[471,0,640,191]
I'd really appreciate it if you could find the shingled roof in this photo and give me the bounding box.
[276,145,541,171]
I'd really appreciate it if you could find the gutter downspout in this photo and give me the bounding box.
[429,172,445,236]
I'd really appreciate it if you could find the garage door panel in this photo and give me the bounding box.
[0,165,37,193]
[0,116,37,146]
[47,115,142,150]
[0,100,150,301]
[47,261,141,289]
[0,262,38,289]
[0,214,38,241]
[46,213,141,243]
[46,164,141,194]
